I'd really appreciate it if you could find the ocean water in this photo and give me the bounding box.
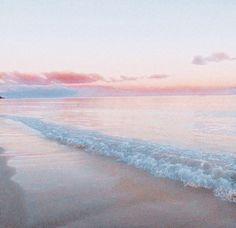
[1,96,236,202]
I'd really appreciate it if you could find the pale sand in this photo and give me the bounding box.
[0,119,236,228]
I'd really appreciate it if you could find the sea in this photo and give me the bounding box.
[1,95,236,203]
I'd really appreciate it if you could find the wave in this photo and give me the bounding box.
[3,115,236,203]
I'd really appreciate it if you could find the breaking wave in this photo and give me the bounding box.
[3,115,236,203]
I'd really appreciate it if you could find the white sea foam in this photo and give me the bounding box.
[3,115,236,203]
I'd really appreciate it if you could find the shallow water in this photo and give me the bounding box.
[1,96,236,153]
[1,96,236,202]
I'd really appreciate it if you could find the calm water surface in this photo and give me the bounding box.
[1,96,236,202]
[1,96,236,153]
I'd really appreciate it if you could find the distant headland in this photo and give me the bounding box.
[0,96,4,99]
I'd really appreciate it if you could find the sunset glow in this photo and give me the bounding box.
[1,2,236,227]
[0,1,236,97]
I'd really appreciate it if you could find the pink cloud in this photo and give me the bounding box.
[192,56,206,65]
[106,75,138,82]
[0,72,103,85]
[105,74,170,82]
[148,74,170,79]
[0,71,170,89]
[192,52,236,65]
[119,75,137,81]
[44,72,103,84]
[0,72,47,85]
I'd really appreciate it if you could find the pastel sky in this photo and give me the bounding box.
[0,0,236,97]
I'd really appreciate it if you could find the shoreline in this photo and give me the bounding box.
[1,119,236,227]
[0,147,28,227]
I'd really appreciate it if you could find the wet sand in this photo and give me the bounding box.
[1,119,236,228]
[0,147,27,227]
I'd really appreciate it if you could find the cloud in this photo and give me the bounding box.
[119,75,138,81]
[148,74,170,79]
[0,72,47,85]
[105,74,170,82]
[0,72,170,87]
[192,52,236,65]
[0,72,103,85]
[0,72,48,85]
[44,72,103,84]
[192,56,206,65]
[105,75,139,82]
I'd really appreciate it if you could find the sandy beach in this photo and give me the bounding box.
[1,0,236,226]
[0,119,236,228]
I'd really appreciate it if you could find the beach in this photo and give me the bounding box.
[1,116,236,227]
[1,1,236,226]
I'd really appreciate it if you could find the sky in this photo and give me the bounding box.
[0,0,236,97]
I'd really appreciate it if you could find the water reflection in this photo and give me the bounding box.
[1,96,236,153]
